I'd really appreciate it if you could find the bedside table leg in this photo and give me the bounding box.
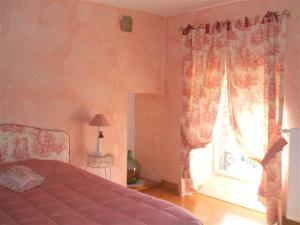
[103,168,112,180]
[104,168,108,179]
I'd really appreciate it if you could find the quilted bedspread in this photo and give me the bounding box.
[0,159,202,225]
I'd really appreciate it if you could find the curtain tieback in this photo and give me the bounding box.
[261,136,288,167]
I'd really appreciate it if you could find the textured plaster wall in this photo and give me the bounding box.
[1,0,299,191]
[0,0,166,185]
[135,0,300,185]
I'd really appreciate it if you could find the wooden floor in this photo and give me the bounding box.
[142,187,299,225]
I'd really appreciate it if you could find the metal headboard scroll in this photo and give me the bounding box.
[0,124,70,163]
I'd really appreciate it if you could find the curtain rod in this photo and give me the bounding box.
[179,10,290,35]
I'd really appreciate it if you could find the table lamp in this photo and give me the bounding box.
[89,114,110,156]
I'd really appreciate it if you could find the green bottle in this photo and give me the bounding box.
[127,150,141,184]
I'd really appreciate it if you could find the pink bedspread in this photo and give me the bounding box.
[0,160,202,225]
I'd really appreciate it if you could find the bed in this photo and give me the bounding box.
[0,124,202,225]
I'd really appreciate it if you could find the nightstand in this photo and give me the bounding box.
[87,153,113,180]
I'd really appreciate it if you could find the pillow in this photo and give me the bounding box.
[0,165,44,192]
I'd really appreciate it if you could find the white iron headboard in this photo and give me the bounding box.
[0,124,70,163]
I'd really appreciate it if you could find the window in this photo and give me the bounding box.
[213,73,262,182]
[191,70,265,212]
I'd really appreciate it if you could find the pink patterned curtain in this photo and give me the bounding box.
[180,25,226,195]
[227,14,287,225]
[181,12,288,225]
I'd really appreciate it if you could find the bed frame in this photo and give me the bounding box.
[0,124,70,163]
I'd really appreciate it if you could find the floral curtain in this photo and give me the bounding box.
[180,25,226,195]
[226,14,287,225]
[181,12,288,225]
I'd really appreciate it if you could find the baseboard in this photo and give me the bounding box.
[161,179,179,194]
[283,217,300,225]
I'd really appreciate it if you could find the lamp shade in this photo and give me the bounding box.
[89,114,110,127]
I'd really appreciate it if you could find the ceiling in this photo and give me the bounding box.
[86,0,245,17]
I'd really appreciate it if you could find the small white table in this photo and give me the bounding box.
[87,153,113,180]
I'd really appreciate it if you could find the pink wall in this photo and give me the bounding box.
[0,0,166,185]
[1,0,299,190]
[135,0,300,185]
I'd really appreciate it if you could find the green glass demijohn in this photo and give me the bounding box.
[127,150,141,184]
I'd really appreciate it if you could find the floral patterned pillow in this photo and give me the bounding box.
[0,165,44,192]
